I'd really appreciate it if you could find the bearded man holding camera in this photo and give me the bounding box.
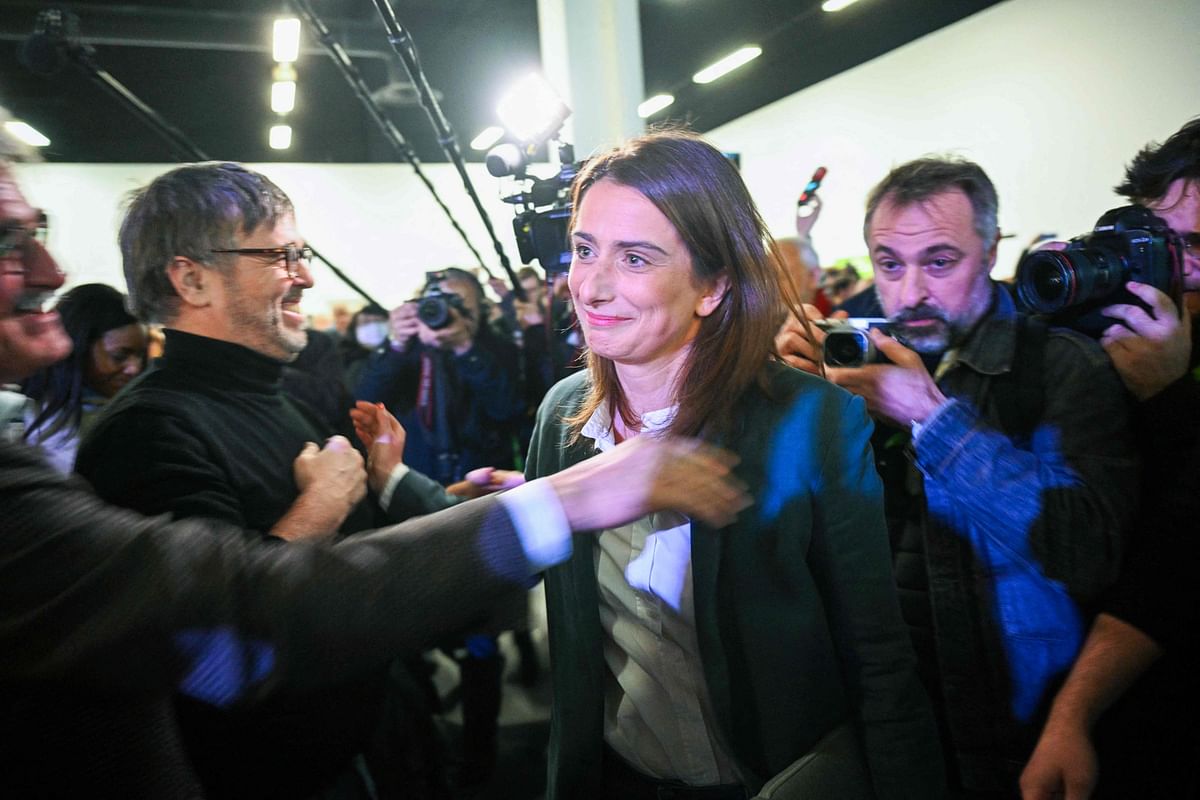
[778,155,1138,797]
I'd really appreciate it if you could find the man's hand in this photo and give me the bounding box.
[388,302,421,351]
[775,304,843,374]
[1019,721,1098,800]
[1099,282,1191,400]
[350,400,406,493]
[446,467,527,499]
[828,329,947,428]
[487,276,511,301]
[546,435,751,531]
[274,436,367,541]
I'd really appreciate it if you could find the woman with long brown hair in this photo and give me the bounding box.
[526,130,943,799]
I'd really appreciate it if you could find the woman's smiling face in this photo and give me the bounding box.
[568,179,725,373]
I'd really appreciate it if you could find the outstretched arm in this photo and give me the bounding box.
[4,432,749,701]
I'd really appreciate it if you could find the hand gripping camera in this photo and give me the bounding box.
[1015,205,1184,337]
[816,318,892,367]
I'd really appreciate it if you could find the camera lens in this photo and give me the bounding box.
[824,330,869,367]
[417,295,450,329]
[1017,247,1124,316]
[1018,251,1074,313]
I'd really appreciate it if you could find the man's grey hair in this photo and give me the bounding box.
[119,162,293,323]
[863,156,999,247]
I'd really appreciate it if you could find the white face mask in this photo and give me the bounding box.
[355,321,388,349]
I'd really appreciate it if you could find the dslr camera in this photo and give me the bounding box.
[815,318,891,367]
[416,271,472,330]
[1015,205,1184,337]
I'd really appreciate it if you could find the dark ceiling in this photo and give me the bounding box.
[0,0,1002,164]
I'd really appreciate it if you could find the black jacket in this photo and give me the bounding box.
[1,439,531,798]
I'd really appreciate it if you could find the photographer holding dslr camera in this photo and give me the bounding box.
[357,268,524,484]
[1021,118,1200,800]
[355,267,525,786]
[778,156,1138,796]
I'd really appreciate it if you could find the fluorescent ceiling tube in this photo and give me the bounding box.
[696,46,758,84]
[3,120,50,147]
[269,124,293,150]
[822,0,861,10]
[638,94,675,118]
[273,18,301,63]
[692,46,762,84]
[470,126,505,151]
[271,81,296,114]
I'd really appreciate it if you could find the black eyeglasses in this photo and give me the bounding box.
[0,211,48,273]
[210,243,313,279]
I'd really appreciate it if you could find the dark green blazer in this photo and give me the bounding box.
[526,363,944,799]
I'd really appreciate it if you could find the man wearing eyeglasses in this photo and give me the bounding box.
[1022,118,1200,800]
[0,141,751,798]
[73,161,472,797]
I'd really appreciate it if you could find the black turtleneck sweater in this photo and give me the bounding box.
[74,330,388,797]
[77,329,381,538]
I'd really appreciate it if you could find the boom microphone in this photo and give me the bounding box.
[797,166,827,208]
[18,10,76,77]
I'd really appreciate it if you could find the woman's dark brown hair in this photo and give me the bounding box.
[564,129,805,441]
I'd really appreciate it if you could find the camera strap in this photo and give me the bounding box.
[991,315,1048,442]
[417,351,436,430]
[418,349,462,483]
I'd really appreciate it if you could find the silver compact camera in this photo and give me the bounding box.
[814,318,891,367]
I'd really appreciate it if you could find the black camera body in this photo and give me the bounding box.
[1015,205,1184,337]
[512,200,573,274]
[817,318,892,367]
[416,272,471,330]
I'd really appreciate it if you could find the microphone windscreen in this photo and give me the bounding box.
[19,32,66,76]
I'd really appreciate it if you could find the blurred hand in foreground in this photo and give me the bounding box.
[547,435,751,531]
[447,467,527,499]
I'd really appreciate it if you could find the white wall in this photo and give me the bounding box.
[13,160,535,314]
[708,0,1200,278]
[14,0,1200,317]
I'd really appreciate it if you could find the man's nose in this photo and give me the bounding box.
[292,257,314,289]
[897,266,927,308]
[25,239,65,291]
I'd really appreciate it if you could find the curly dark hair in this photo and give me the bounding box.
[1115,117,1200,203]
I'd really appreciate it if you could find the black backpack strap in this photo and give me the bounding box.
[992,314,1048,441]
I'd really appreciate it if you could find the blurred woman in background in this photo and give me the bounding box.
[22,283,146,472]
[339,302,389,392]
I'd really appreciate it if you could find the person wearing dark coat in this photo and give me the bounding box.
[526,131,942,800]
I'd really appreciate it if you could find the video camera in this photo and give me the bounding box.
[486,139,581,275]
[816,318,892,367]
[416,270,472,330]
[1015,205,1184,337]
